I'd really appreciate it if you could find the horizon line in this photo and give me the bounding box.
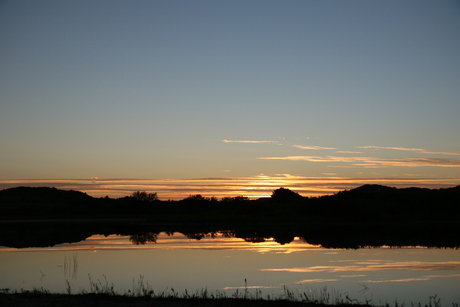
[1,176,459,200]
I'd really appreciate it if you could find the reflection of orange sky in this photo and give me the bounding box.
[0,233,322,253]
[262,261,460,273]
[1,175,460,199]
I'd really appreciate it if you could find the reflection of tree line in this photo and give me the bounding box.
[129,231,230,245]
[127,223,460,248]
[129,232,158,245]
[1,220,459,249]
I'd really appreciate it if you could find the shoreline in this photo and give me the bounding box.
[1,219,459,249]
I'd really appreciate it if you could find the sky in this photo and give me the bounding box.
[1,0,460,199]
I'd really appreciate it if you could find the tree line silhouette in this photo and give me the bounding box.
[0,185,459,222]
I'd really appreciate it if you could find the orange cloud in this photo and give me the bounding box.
[357,146,460,156]
[293,145,337,150]
[361,274,460,283]
[258,156,460,167]
[336,151,363,154]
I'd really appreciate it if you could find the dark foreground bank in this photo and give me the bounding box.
[0,292,372,307]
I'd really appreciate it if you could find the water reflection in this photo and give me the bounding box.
[129,232,158,245]
[63,253,78,279]
[0,233,322,253]
[0,233,459,305]
[1,221,459,249]
[126,228,459,249]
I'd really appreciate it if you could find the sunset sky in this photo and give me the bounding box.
[1,1,459,199]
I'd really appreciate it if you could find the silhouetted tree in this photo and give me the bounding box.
[182,194,218,203]
[271,188,302,203]
[183,194,206,201]
[131,191,158,202]
[220,196,249,202]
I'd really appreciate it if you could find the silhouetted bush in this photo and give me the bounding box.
[130,191,159,202]
[271,188,302,204]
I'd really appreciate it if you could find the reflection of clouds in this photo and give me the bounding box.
[368,261,460,271]
[1,234,323,253]
[355,260,387,265]
[339,275,367,278]
[297,279,339,283]
[1,175,459,199]
[261,261,460,273]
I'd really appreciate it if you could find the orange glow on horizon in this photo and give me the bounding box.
[1,175,459,200]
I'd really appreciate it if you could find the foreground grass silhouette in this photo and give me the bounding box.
[0,291,446,307]
[0,287,360,307]
[0,277,447,307]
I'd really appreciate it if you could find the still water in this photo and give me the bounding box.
[1,233,459,305]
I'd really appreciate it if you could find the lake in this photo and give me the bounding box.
[1,232,459,305]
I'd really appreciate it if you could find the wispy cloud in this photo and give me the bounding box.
[222,139,277,144]
[258,156,460,167]
[336,151,362,154]
[293,145,337,150]
[357,146,460,156]
[362,274,460,283]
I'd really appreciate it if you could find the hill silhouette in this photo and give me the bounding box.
[1,184,460,221]
[0,186,94,203]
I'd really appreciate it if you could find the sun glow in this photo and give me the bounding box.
[1,175,459,200]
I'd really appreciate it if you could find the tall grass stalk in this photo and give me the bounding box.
[63,253,78,279]
[9,276,451,307]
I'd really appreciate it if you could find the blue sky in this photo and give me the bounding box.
[1,0,459,197]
